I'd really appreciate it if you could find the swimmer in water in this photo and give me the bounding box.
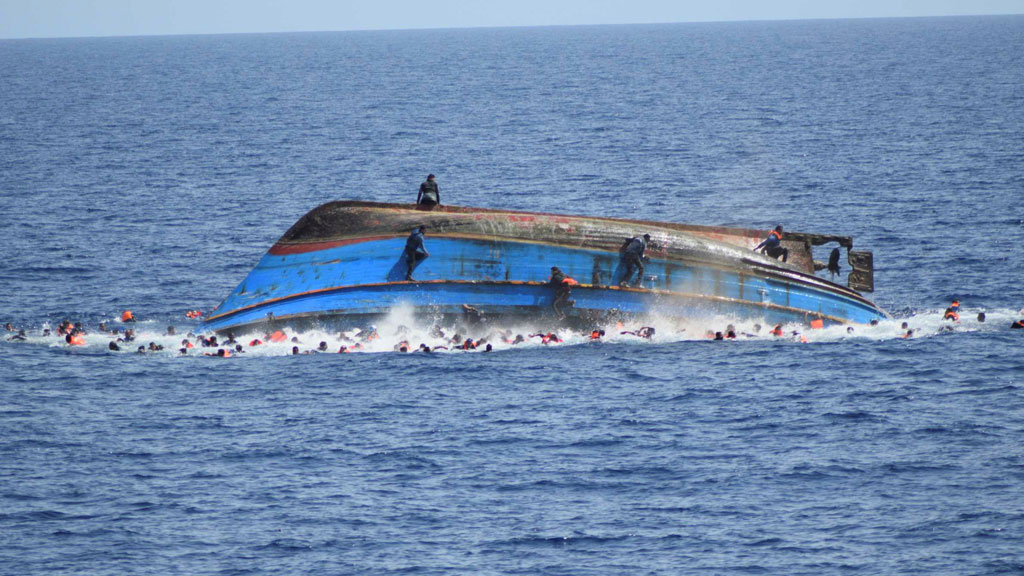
[620,327,655,339]
[943,300,961,321]
[291,346,300,355]
[8,329,26,342]
[318,341,329,352]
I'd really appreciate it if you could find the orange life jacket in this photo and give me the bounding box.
[121,310,134,322]
[769,230,782,241]
[770,326,784,336]
[185,341,195,349]
[562,277,578,286]
[69,335,85,346]
[590,331,601,340]
[269,330,287,342]
[809,318,824,329]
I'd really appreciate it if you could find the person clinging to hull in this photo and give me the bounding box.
[548,266,578,319]
[404,225,429,281]
[416,174,440,208]
[754,225,789,263]
[619,234,651,287]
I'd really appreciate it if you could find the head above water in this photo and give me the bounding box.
[775,225,783,234]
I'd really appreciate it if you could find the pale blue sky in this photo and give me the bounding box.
[1,0,1022,39]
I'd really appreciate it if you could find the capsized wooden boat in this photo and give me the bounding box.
[199,201,884,333]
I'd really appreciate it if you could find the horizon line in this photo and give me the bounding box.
[1,11,1021,42]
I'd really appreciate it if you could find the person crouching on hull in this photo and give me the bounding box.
[754,225,788,263]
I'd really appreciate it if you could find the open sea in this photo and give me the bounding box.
[2,16,1024,575]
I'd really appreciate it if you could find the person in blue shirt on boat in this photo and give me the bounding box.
[619,234,650,287]
[417,174,440,207]
[754,225,789,263]
[404,225,429,281]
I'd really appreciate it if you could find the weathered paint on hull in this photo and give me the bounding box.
[200,280,881,334]
[200,203,887,334]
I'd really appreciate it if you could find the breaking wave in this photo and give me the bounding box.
[3,303,1020,358]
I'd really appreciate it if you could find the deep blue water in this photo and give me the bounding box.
[2,16,1024,575]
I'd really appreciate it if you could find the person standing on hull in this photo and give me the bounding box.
[754,225,789,263]
[404,225,429,281]
[417,174,440,208]
[619,234,650,288]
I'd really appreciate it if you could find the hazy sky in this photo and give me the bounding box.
[1,0,1022,39]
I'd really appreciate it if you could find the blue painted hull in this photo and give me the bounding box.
[200,204,887,334]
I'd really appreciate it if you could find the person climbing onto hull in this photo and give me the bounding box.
[619,234,650,287]
[404,225,429,281]
[548,266,577,319]
[754,225,789,263]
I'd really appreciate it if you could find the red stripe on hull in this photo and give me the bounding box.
[268,235,396,255]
